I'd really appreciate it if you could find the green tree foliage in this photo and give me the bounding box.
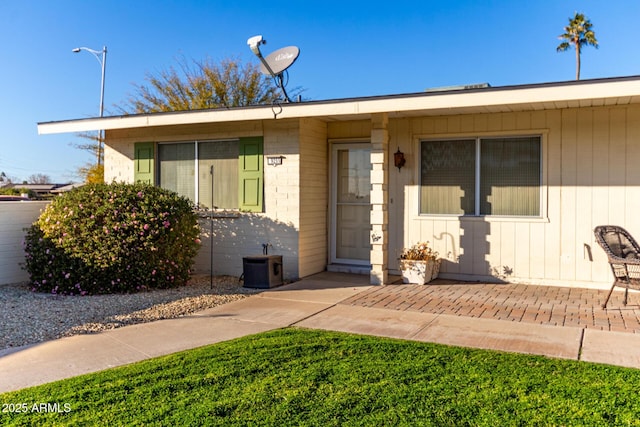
[0,187,35,197]
[83,163,104,184]
[73,131,103,182]
[557,12,598,80]
[120,57,283,113]
[23,183,200,295]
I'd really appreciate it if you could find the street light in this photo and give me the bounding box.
[72,46,107,166]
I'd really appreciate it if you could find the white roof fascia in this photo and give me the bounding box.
[37,77,640,135]
[37,108,277,135]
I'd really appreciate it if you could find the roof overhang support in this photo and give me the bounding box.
[370,112,389,285]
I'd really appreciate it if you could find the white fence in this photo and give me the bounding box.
[0,201,49,285]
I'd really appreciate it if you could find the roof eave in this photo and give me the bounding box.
[37,75,640,135]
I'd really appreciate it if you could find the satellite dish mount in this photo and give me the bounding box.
[247,35,299,103]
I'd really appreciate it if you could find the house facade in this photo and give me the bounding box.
[38,76,640,289]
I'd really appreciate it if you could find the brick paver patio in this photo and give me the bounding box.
[340,280,640,333]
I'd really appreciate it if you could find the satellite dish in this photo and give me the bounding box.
[260,46,300,76]
[247,35,300,103]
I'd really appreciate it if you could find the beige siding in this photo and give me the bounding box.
[391,105,640,288]
[194,213,299,280]
[299,118,328,277]
[544,110,562,281]
[328,120,370,139]
[104,122,263,184]
[108,120,303,281]
[106,121,263,143]
[104,142,135,183]
[262,119,301,279]
[101,102,640,288]
[195,117,327,280]
[388,119,413,269]
[0,201,49,285]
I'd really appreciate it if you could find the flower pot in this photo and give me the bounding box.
[400,259,441,285]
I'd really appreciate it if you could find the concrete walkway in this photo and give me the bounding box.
[1,272,639,394]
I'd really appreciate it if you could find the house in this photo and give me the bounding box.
[50,182,85,194]
[4,183,76,199]
[38,75,640,289]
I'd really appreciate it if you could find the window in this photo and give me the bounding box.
[197,141,239,209]
[158,143,197,202]
[134,137,263,212]
[420,136,541,216]
[157,141,239,209]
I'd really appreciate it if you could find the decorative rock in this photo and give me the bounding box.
[0,275,259,350]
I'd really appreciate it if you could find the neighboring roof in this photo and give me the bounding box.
[51,182,85,193]
[0,195,31,201]
[38,75,640,135]
[7,184,58,190]
[6,183,73,192]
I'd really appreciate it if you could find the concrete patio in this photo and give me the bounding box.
[1,272,639,394]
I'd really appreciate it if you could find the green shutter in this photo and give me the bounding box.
[238,137,263,212]
[134,142,155,184]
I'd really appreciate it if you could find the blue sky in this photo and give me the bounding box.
[1,0,639,183]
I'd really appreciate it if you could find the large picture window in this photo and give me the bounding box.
[148,138,262,211]
[420,136,541,216]
[158,140,239,209]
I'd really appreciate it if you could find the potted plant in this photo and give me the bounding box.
[399,242,441,285]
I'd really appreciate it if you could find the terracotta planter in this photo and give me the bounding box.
[400,258,441,285]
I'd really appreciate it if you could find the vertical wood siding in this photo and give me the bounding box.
[391,105,640,288]
[299,118,328,277]
[104,103,640,288]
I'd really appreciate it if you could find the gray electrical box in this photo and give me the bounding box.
[242,255,283,288]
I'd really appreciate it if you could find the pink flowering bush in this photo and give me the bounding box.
[23,182,200,295]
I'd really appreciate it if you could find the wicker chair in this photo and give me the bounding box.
[594,225,640,308]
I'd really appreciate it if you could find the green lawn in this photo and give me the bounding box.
[1,328,639,426]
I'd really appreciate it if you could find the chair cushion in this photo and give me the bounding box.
[603,231,638,258]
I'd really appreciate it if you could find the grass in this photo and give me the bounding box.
[1,328,639,426]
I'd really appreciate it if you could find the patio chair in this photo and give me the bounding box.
[593,225,640,308]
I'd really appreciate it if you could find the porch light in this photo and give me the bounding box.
[394,147,406,172]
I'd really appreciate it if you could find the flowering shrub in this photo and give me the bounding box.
[23,182,200,295]
[399,242,439,261]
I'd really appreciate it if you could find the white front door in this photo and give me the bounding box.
[331,144,371,265]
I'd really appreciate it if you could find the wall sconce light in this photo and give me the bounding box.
[394,147,406,172]
[267,156,285,166]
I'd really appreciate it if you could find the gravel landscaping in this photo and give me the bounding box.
[0,275,261,351]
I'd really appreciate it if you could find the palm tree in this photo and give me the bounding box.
[557,12,598,80]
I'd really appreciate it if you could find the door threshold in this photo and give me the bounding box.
[327,264,371,275]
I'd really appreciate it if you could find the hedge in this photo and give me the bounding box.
[23,182,200,295]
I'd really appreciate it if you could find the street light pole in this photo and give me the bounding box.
[72,46,107,167]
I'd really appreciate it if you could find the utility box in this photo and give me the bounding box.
[242,255,283,288]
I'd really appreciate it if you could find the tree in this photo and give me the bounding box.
[83,164,104,184]
[72,132,104,183]
[0,170,17,186]
[27,173,52,184]
[119,57,289,114]
[557,12,598,80]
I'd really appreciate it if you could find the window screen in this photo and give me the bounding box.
[420,136,541,216]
